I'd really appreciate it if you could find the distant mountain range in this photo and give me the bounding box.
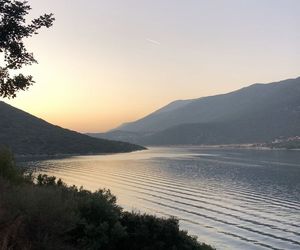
[0,102,145,155]
[88,77,300,145]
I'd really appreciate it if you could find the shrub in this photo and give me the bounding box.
[0,147,19,182]
[0,150,215,250]
[118,212,212,250]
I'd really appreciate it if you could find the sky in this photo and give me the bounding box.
[3,0,300,132]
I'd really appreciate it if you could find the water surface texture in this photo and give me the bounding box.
[21,147,300,250]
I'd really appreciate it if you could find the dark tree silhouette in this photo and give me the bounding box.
[0,0,54,98]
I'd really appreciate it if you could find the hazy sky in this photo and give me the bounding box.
[4,0,300,132]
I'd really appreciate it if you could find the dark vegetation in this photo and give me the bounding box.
[0,147,215,250]
[93,77,300,146]
[0,101,146,155]
[0,0,54,98]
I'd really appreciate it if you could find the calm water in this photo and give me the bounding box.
[20,147,300,250]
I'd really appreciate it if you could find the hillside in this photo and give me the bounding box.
[114,99,194,132]
[91,77,300,145]
[0,102,145,155]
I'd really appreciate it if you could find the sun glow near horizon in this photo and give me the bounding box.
[3,0,300,132]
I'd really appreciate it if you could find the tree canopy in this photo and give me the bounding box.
[0,0,54,98]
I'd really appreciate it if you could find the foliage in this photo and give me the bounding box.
[0,151,215,250]
[0,146,34,183]
[0,146,15,178]
[0,146,24,183]
[119,212,213,250]
[0,0,54,98]
[37,174,63,186]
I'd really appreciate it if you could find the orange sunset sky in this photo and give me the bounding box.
[3,0,300,132]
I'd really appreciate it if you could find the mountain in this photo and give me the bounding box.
[114,99,194,132]
[90,77,300,145]
[0,102,145,155]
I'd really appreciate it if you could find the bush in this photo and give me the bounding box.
[0,150,215,250]
[0,147,19,182]
[0,147,34,184]
[118,212,212,250]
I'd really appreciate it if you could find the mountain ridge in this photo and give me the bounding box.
[115,77,300,133]
[89,77,300,145]
[0,101,145,155]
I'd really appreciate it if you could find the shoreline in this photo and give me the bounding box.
[16,144,300,160]
[146,144,300,151]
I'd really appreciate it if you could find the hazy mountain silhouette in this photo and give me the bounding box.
[0,102,145,155]
[113,99,194,132]
[90,77,300,145]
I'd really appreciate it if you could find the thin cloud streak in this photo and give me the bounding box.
[146,38,161,46]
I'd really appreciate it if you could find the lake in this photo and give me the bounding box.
[20,146,300,250]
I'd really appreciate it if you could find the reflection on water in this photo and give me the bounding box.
[20,147,300,250]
